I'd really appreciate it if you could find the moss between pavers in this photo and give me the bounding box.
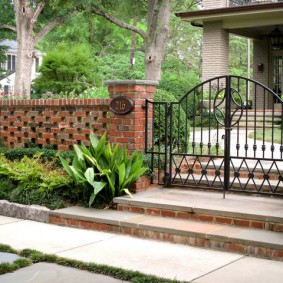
[0,244,189,283]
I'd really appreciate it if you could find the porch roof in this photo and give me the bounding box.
[176,3,283,39]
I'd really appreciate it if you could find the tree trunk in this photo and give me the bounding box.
[14,33,35,98]
[144,0,170,81]
[14,1,35,98]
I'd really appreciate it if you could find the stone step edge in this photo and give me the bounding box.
[113,201,283,232]
[48,211,283,261]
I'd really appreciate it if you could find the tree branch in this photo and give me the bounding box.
[91,5,146,39]
[0,25,17,32]
[32,1,45,24]
[147,0,159,40]
[34,16,65,44]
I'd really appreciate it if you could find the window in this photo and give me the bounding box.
[273,56,282,102]
[7,55,16,72]
[35,57,40,72]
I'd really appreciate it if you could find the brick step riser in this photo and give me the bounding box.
[116,204,283,233]
[48,215,283,261]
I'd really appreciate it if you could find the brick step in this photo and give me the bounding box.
[237,123,281,129]
[232,111,282,117]
[179,167,280,180]
[173,173,283,194]
[49,206,283,261]
[114,189,283,232]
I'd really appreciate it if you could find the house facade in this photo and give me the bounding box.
[0,40,43,95]
[176,0,283,109]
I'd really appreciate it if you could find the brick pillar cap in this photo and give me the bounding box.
[105,80,158,87]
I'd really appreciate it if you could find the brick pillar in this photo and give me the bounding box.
[202,21,229,81]
[105,80,157,153]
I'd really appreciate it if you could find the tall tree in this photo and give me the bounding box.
[90,0,201,81]
[0,0,79,97]
[90,0,170,81]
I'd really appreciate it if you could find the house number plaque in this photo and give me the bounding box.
[110,96,134,115]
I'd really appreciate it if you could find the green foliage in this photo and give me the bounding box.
[78,87,109,98]
[1,147,75,167]
[193,110,219,128]
[159,57,201,101]
[0,258,31,275]
[0,245,187,283]
[154,89,189,149]
[0,154,72,192]
[33,43,100,95]
[41,86,110,99]
[60,132,148,207]
[229,35,252,77]
[0,154,72,209]
[0,177,16,199]
[158,56,201,124]
[248,129,282,144]
[0,46,7,79]
[98,53,145,81]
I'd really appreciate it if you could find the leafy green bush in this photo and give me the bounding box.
[39,86,110,99]
[193,110,219,128]
[33,43,100,95]
[154,89,189,151]
[60,132,148,207]
[78,87,109,99]
[98,53,145,81]
[0,154,73,209]
[0,177,16,200]
[1,147,75,168]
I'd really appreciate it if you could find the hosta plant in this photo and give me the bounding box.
[60,132,148,207]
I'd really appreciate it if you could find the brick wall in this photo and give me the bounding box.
[202,21,229,81]
[0,99,110,150]
[0,80,158,191]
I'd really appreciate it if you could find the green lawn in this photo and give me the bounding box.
[248,129,282,144]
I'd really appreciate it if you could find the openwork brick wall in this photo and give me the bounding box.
[0,99,110,150]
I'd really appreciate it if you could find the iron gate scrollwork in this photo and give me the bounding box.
[145,75,283,196]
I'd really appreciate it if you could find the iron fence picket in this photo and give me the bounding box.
[145,76,283,196]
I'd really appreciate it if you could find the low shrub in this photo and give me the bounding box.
[1,147,75,168]
[0,154,73,209]
[154,89,190,150]
[193,110,219,128]
[60,132,149,207]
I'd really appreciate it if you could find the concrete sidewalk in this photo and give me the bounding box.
[0,215,282,282]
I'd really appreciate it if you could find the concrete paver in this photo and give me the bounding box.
[193,257,283,283]
[0,218,116,253]
[0,262,128,283]
[0,214,283,282]
[0,216,22,225]
[58,234,243,281]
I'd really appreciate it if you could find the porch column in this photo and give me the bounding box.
[202,21,229,81]
[253,39,269,109]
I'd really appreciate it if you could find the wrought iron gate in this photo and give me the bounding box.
[145,75,283,196]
